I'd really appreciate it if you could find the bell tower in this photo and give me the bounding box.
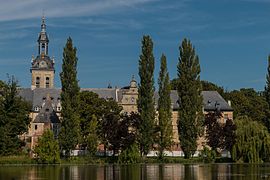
[30,16,55,89]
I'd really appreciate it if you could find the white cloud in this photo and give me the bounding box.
[0,31,29,40]
[0,0,157,22]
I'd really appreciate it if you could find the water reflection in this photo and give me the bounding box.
[1,163,270,180]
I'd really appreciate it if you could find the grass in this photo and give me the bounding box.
[0,155,232,165]
[0,155,35,164]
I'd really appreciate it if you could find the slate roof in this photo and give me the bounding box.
[19,88,61,111]
[18,88,232,112]
[31,55,54,70]
[18,88,33,103]
[81,88,118,101]
[202,91,233,111]
[33,97,60,123]
[155,90,233,111]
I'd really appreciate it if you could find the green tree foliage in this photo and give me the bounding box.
[138,35,156,156]
[199,146,216,163]
[170,78,178,90]
[0,77,31,155]
[86,115,98,156]
[264,55,270,131]
[118,143,141,164]
[201,80,226,98]
[34,130,60,164]
[171,79,225,97]
[265,55,270,106]
[59,37,80,157]
[78,91,105,151]
[177,38,203,159]
[222,119,236,154]
[226,88,269,129]
[78,91,140,157]
[157,54,173,158]
[100,99,122,156]
[232,116,270,163]
[119,112,141,151]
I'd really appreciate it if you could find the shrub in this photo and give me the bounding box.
[118,143,140,164]
[34,130,60,164]
[199,146,216,163]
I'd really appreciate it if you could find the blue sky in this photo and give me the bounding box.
[0,0,269,91]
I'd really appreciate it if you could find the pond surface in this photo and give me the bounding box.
[1,163,270,180]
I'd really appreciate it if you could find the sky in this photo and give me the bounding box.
[0,0,270,91]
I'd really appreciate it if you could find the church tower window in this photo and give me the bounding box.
[45,77,50,88]
[36,77,40,88]
[41,43,45,53]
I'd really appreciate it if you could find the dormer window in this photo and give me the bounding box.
[34,106,39,112]
[57,106,61,111]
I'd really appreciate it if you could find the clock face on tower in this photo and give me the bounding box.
[39,60,47,68]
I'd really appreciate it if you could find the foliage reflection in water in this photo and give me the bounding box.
[1,164,270,179]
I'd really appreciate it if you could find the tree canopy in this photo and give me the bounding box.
[177,38,203,158]
[226,88,269,128]
[232,116,270,163]
[34,129,60,164]
[157,54,172,158]
[138,35,156,156]
[0,77,31,155]
[59,37,80,157]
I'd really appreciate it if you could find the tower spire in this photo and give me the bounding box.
[31,16,55,89]
[41,15,46,32]
[38,16,49,55]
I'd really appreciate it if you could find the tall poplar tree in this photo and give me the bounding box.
[265,55,270,132]
[157,54,173,158]
[138,35,155,156]
[265,55,270,106]
[177,38,203,159]
[59,37,80,157]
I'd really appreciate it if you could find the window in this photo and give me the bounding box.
[57,106,61,111]
[35,125,38,130]
[34,106,39,111]
[224,114,229,123]
[41,43,45,52]
[46,77,50,88]
[36,77,40,88]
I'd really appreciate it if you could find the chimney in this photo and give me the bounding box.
[228,100,231,107]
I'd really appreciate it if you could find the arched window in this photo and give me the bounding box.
[46,77,50,88]
[41,43,45,52]
[34,106,39,112]
[57,106,61,111]
[36,77,40,88]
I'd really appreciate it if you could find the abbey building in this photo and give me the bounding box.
[19,17,233,154]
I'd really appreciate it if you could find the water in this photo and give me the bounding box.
[1,164,270,180]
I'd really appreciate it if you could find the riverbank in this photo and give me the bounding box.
[0,155,232,165]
